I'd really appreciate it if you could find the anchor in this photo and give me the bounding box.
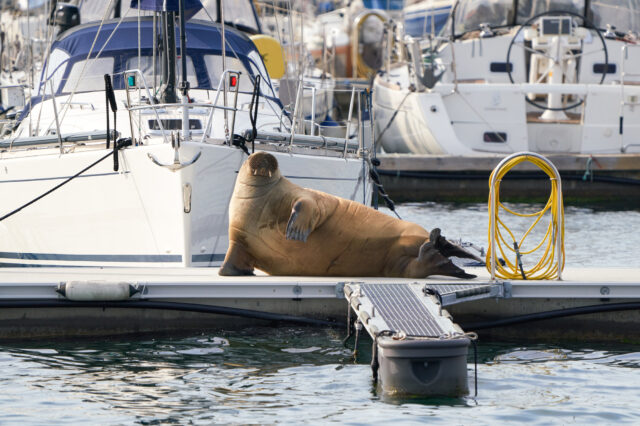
[147,132,201,172]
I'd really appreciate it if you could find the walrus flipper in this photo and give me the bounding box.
[285,199,319,242]
[219,242,255,276]
[430,228,483,262]
[417,237,477,279]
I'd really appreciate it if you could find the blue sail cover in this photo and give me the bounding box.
[130,0,203,19]
[51,19,252,60]
[21,18,279,122]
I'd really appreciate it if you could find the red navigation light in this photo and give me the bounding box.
[230,75,237,88]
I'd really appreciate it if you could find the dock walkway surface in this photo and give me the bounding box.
[0,266,639,341]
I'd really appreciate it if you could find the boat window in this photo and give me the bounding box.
[516,0,585,23]
[37,48,69,95]
[119,0,261,34]
[191,0,260,33]
[453,0,640,37]
[247,50,276,96]
[589,0,640,33]
[453,0,514,34]
[202,55,253,91]
[125,55,198,89]
[61,57,115,93]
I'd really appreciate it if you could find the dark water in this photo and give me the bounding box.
[1,329,640,424]
[1,203,639,424]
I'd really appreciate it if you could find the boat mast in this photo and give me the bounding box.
[178,0,191,140]
[218,0,229,142]
[159,11,179,103]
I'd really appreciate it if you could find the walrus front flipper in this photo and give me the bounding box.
[285,198,319,242]
[430,228,483,262]
[219,242,255,276]
[416,238,477,279]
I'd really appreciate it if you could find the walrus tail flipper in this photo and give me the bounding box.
[416,238,477,279]
[286,198,319,242]
[430,228,483,262]
[219,242,255,276]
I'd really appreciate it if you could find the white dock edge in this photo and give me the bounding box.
[0,266,638,341]
[1,267,639,300]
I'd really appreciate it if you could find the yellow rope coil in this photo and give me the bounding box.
[486,154,565,280]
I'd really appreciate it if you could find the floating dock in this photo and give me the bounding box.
[1,266,639,341]
[376,153,640,205]
[1,266,639,396]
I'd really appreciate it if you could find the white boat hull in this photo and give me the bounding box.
[0,142,369,267]
[375,77,640,155]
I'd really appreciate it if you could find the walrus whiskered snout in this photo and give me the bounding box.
[247,152,278,178]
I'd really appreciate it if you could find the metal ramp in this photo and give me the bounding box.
[423,282,504,306]
[343,282,495,397]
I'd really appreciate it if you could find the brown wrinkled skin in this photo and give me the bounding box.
[220,152,467,278]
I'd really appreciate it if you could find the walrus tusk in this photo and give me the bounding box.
[253,169,258,175]
[269,171,272,177]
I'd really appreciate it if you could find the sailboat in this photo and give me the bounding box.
[0,0,372,268]
[374,0,640,155]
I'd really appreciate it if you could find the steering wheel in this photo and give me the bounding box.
[506,10,609,112]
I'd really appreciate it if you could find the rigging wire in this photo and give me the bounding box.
[44,0,120,133]
[199,6,290,131]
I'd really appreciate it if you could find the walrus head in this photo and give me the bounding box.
[239,152,281,184]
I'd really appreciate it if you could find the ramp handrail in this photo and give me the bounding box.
[488,152,565,281]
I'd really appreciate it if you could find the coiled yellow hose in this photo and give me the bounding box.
[486,154,565,280]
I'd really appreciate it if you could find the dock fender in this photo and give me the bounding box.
[56,281,140,301]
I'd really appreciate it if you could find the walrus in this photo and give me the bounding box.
[219,152,481,278]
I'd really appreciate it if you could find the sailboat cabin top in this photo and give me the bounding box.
[38,18,275,98]
[450,0,640,38]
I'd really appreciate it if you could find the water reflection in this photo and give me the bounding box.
[0,331,639,423]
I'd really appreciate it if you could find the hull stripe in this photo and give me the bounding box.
[0,252,182,262]
[0,171,127,184]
